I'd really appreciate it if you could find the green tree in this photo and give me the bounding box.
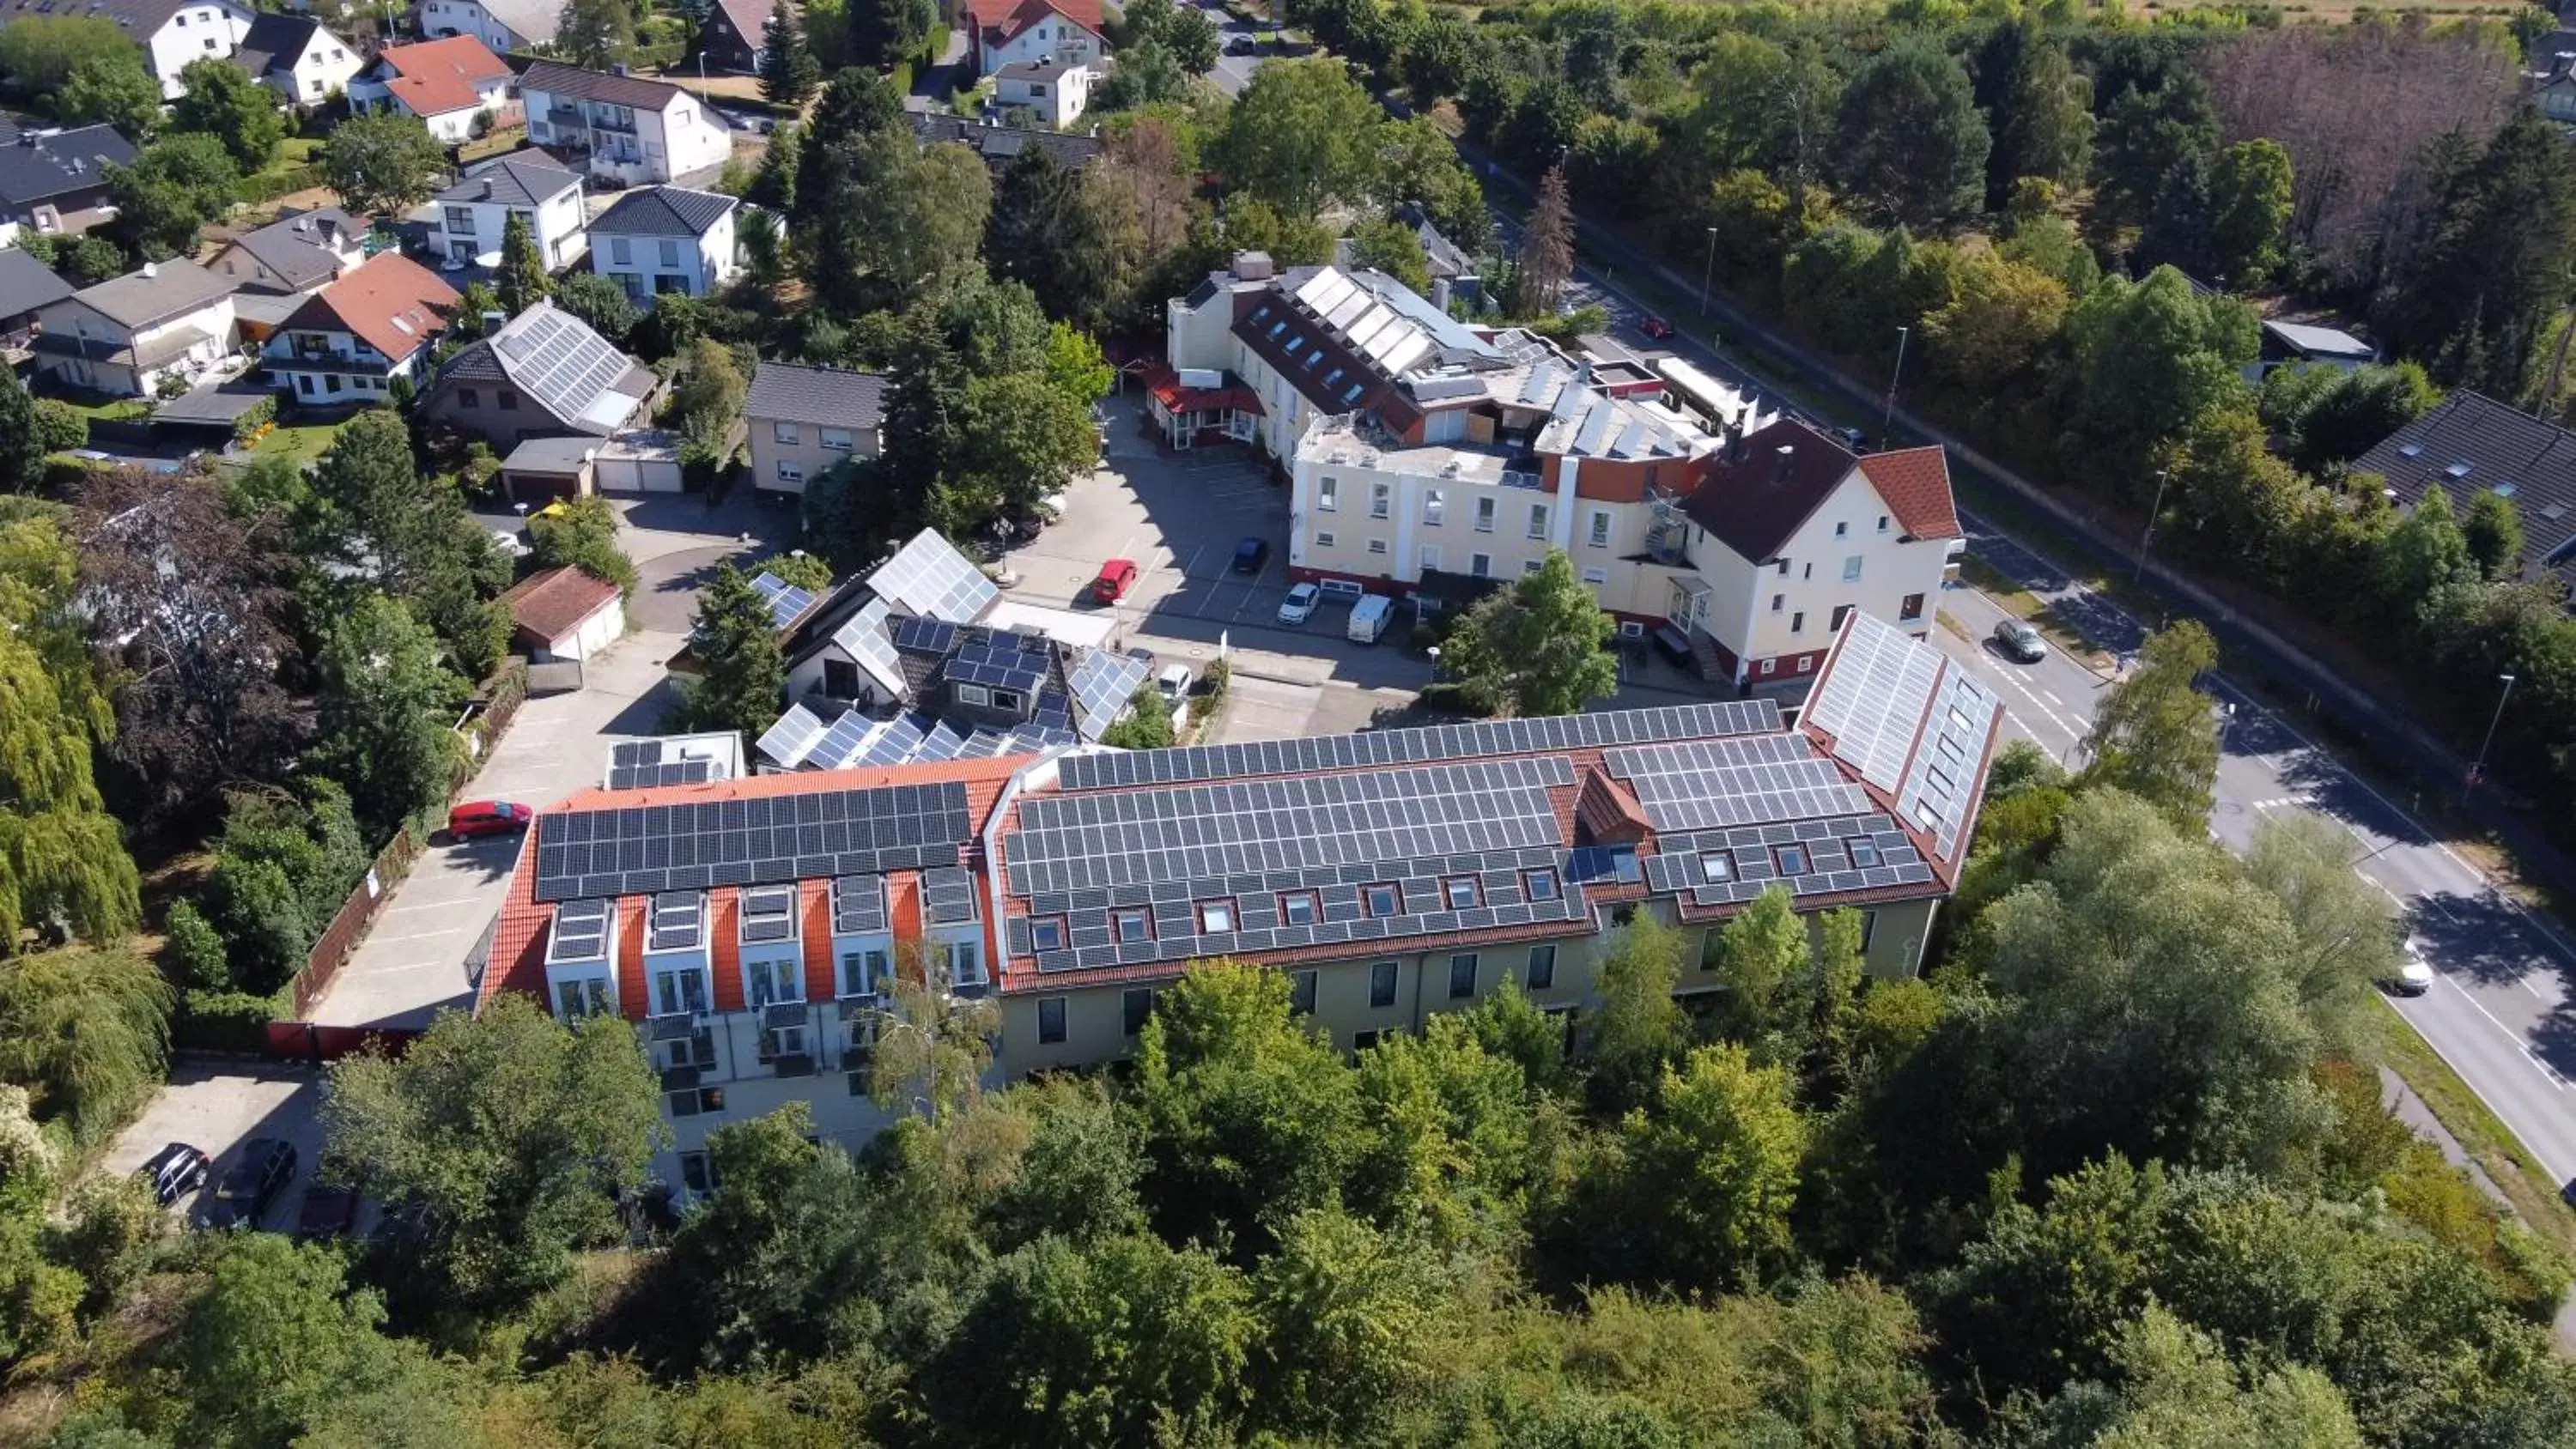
[106,133,242,261]
[759,0,822,106]
[2385,108,2576,397]
[1249,1207,1451,1440]
[2078,619,2221,829]
[305,410,511,672]
[495,210,550,315]
[2241,809,2399,1061]
[0,15,137,96]
[2372,485,2481,644]
[1705,886,1812,1062]
[55,52,162,138]
[172,58,284,172]
[307,594,467,838]
[1348,216,1431,295]
[526,494,637,599]
[1613,1044,1809,1291]
[987,145,1126,330]
[0,367,42,495]
[321,994,661,1313]
[861,946,1001,1119]
[2029,1305,2363,1448]
[556,0,637,70]
[322,112,451,216]
[1976,18,2091,212]
[1216,58,1388,219]
[2090,72,2219,239]
[1834,38,1990,231]
[1042,322,1114,405]
[174,1234,388,1449]
[2063,268,2257,478]
[1443,550,1618,718]
[0,946,167,1142]
[677,562,787,739]
[1100,684,1177,749]
[2464,488,2525,580]
[841,0,936,69]
[1919,247,2069,393]
[672,336,750,455]
[1586,913,1687,1117]
[2208,138,2293,288]
[956,371,1097,520]
[548,270,641,345]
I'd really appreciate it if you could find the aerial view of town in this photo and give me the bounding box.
[0,0,2573,1440]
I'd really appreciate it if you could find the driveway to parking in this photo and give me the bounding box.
[101,1060,328,1233]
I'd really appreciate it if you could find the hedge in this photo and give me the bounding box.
[173,989,276,1055]
[234,162,329,206]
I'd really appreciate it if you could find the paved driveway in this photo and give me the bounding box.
[101,1060,331,1234]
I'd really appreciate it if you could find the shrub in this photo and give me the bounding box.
[173,989,276,1055]
[161,900,231,991]
[32,398,86,453]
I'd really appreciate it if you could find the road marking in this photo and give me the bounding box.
[2399,997,2576,1185]
[2435,975,2571,1091]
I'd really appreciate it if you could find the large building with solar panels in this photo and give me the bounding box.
[477,610,2002,1197]
[1163,257,1965,694]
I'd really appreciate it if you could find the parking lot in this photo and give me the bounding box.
[100,1060,335,1234]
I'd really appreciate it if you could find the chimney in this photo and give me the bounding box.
[1431,277,1450,312]
[293,215,311,233]
[613,62,629,77]
[479,179,494,199]
[1771,444,1795,482]
[482,309,506,330]
[1231,250,1274,281]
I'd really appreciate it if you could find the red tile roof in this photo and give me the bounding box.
[376,35,511,118]
[498,566,620,646]
[1140,360,1263,418]
[1856,446,1962,543]
[966,0,1102,45]
[1576,767,1651,844]
[278,253,458,364]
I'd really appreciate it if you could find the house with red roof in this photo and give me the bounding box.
[499,566,625,662]
[962,0,1103,78]
[261,252,459,405]
[347,34,517,143]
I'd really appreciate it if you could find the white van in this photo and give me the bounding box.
[1347,595,1394,644]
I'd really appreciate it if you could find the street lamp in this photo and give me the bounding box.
[2132,468,2172,585]
[1879,324,1909,440]
[1698,227,1717,317]
[2469,672,2518,791]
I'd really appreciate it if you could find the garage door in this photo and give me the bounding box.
[594,453,683,492]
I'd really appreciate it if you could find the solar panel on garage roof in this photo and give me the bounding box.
[868,530,997,623]
[531,780,975,902]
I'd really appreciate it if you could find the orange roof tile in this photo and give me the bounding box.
[799,878,835,1003]
[378,35,511,118]
[614,895,648,1019]
[967,0,1101,44]
[277,252,458,363]
[498,566,621,645]
[1856,446,1962,542]
[709,888,745,1013]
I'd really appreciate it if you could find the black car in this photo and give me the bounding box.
[194,1138,298,1230]
[135,1142,210,1207]
[1232,537,1270,573]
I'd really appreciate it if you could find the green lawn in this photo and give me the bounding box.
[52,393,151,423]
[249,420,343,466]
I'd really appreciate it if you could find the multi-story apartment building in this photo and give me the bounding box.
[519,61,732,187]
[477,611,2002,1196]
[1163,258,1965,691]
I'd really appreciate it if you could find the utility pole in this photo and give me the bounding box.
[1879,324,1908,441]
[2468,672,2518,791]
[2132,468,2172,585]
[1698,227,1716,316]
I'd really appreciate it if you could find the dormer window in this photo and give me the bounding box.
[1443,876,1479,909]
[1196,899,1235,935]
[1030,916,1066,952]
[1848,838,1881,869]
[1113,907,1152,944]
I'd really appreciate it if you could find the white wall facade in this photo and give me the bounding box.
[146,2,256,96]
[412,0,532,57]
[437,185,587,270]
[268,27,361,105]
[978,13,1101,73]
[263,323,428,403]
[592,210,736,305]
[33,294,238,397]
[525,83,732,185]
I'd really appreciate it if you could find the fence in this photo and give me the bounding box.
[286,825,422,1022]
[263,1022,424,1063]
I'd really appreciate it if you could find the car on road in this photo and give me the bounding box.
[1278,581,1321,625]
[296,1182,362,1241]
[1091,558,1139,604]
[1232,537,1270,573]
[1639,316,1674,340]
[194,1138,298,1231]
[1990,620,2047,664]
[447,800,533,840]
[2385,939,2436,997]
[136,1143,210,1207]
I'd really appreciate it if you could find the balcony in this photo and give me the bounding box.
[589,106,637,133]
[648,1011,699,1041]
[772,1053,817,1079]
[658,1064,700,1092]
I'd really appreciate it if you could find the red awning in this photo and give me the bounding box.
[1141,360,1264,416]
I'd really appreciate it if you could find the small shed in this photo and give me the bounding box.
[501,436,599,500]
[2251,320,2376,380]
[500,566,624,664]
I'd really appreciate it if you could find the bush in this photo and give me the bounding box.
[229,393,276,446]
[32,398,86,453]
[1417,681,1499,717]
[161,900,231,991]
[173,989,276,1054]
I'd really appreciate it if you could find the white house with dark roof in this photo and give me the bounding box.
[206,206,367,297]
[232,12,359,106]
[0,246,76,351]
[586,185,738,305]
[0,0,256,98]
[28,258,238,397]
[421,299,658,447]
[434,152,587,270]
[995,57,1097,129]
[0,122,136,243]
[744,361,885,497]
[519,61,732,187]
[412,0,557,55]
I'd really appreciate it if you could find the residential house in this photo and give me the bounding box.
[501,566,624,662]
[434,153,587,270]
[28,258,237,397]
[962,0,1101,77]
[232,13,360,106]
[0,0,255,98]
[2352,391,2576,600]
[994,57,1098,129]
[744,360,883,496]
[1334,200,1481,312]
[413,0,559,56]
[0,246,76,361]
[477,609,2001,1197]
[519,61,732,187]
[422,298,658,446]
[2249,318,2377,380]
[346,34,517,142]
[2535,34,2576,123]
[697,0,769,74]
[208,204,372,343]
[1162,258,1963,692]
[262,252,458,405]
[588,185,739,306]
[0,122,137,243]
[910,112,1102,171]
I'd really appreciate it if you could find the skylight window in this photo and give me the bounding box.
[2445,461,2472,478]
[2398,443,2422,458]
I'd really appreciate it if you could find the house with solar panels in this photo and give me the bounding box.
[421,298,659,449]
[752,530,1151,771]
[1163,255,1964,694]
[476,609,2002,1197]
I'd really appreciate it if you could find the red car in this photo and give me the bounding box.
[1640,316,1675,340]
[1090,558,1139,604]
[447,800,533,839]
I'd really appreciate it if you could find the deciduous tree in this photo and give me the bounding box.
[1443,549,1617,718]
[2209,138,2293,288]
[322,112,450,217]
[307,594,466,837]
[1833,39,1990,231]
[549,270,641,345]
[55,53,161,138]
[1585,913,1687,1117]
[106,133,242,261]
[1216,58,1388,219]
[172,58,284,172]
[2077,619,2221,828]
[0,946,167,1142]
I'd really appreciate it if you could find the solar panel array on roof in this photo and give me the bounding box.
[492,305,630,424]
[890,614,957,657]
[748,572,816,632]
[1057,701,1777,791]
[647,891,704,952]
[1639,816,1934,906]
[868,530,997,623]
[1066,649,1151,740]
[1897,668,1999,862]
[1603,737,1874,833]
[921,866,978,924]
[830,597,906,698]
[532,781,975,901]
[739,883,800,943]
[606,739,719,791]
[546,897,612,964]
[944,633,1048,695]
[1806,613,1942,792]
[755,703,829,769]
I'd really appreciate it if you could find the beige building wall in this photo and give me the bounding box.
[749,414,877,494]
[1736,473,1952,669]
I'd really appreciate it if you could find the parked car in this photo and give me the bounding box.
[195,1139,298,1230]
[1157,664,1194,701]
[135,1142,210,1207]
[447,800,533,840]
[2385,939,2436,997]
[1639,316,1674,340]
[296,1182,361,1241]
[1990,620,2046,664]
[1348,594,1394,644]
[1278,581,1321,625]
[1091,558,1139,604]
[1231,537,1270,573]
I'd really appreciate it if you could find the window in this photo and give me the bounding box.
[1528,504,1548,539]
[1196,899,1235,934]
[1449,954,1479,998]
[1475,497,1496,532]
[1832,604,1853,632]
[1367,539,1388,555]
[841,949,887,997]
[773,421,800,444]
[1370,482,1390,518]
[679,1151,714,1194]
[1790,611,1805,633]
[940,939,983,986]
[1777,559,1790,575]
[611,236,632,265]
[1842,555,1863,582]
[1699,850,1735,882]
[1523,559,1544,575]
[1423,488,1444,525]
[1582,566,1607,587]
[1589,509,1612,547]
[1364,883,1400,917]
[956,682,990,706]
[744,957,799,1009]
[993,688,1023,712]
[1835,520,1848,537]
[1900,592,1925,621]
[1528,944,1556,989]
[1443,876,1479,909]
[821,427,854,451]
[496,389,518,410]
[1469,553,1491,578]
[1353,1029,1382,1052]
[1878,515,1891,532]
[1797,655,1814,673]
[1369,961,1399,1008]
[1113,908,1152,944]
[1776,844,1808,876]
[653,967,706,1017]
[1848,837,1880,869]
[1760,658,1777,676]
[1291,969,1317,1014]
[1315,531,1336,548]
[458,388,479,408]
[1419,544,1441,572]
[555,978,609,1018]
[1029,917,1066,952]
[1522,868,1561,904]
[1037,996,1066,1043]
[775,462,805,484]
[1279,891,1318,927]
[1859,910,1878,951]
[1123,987,1155,1036]
[1318,476,1337,510]
[659,238,681,267]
